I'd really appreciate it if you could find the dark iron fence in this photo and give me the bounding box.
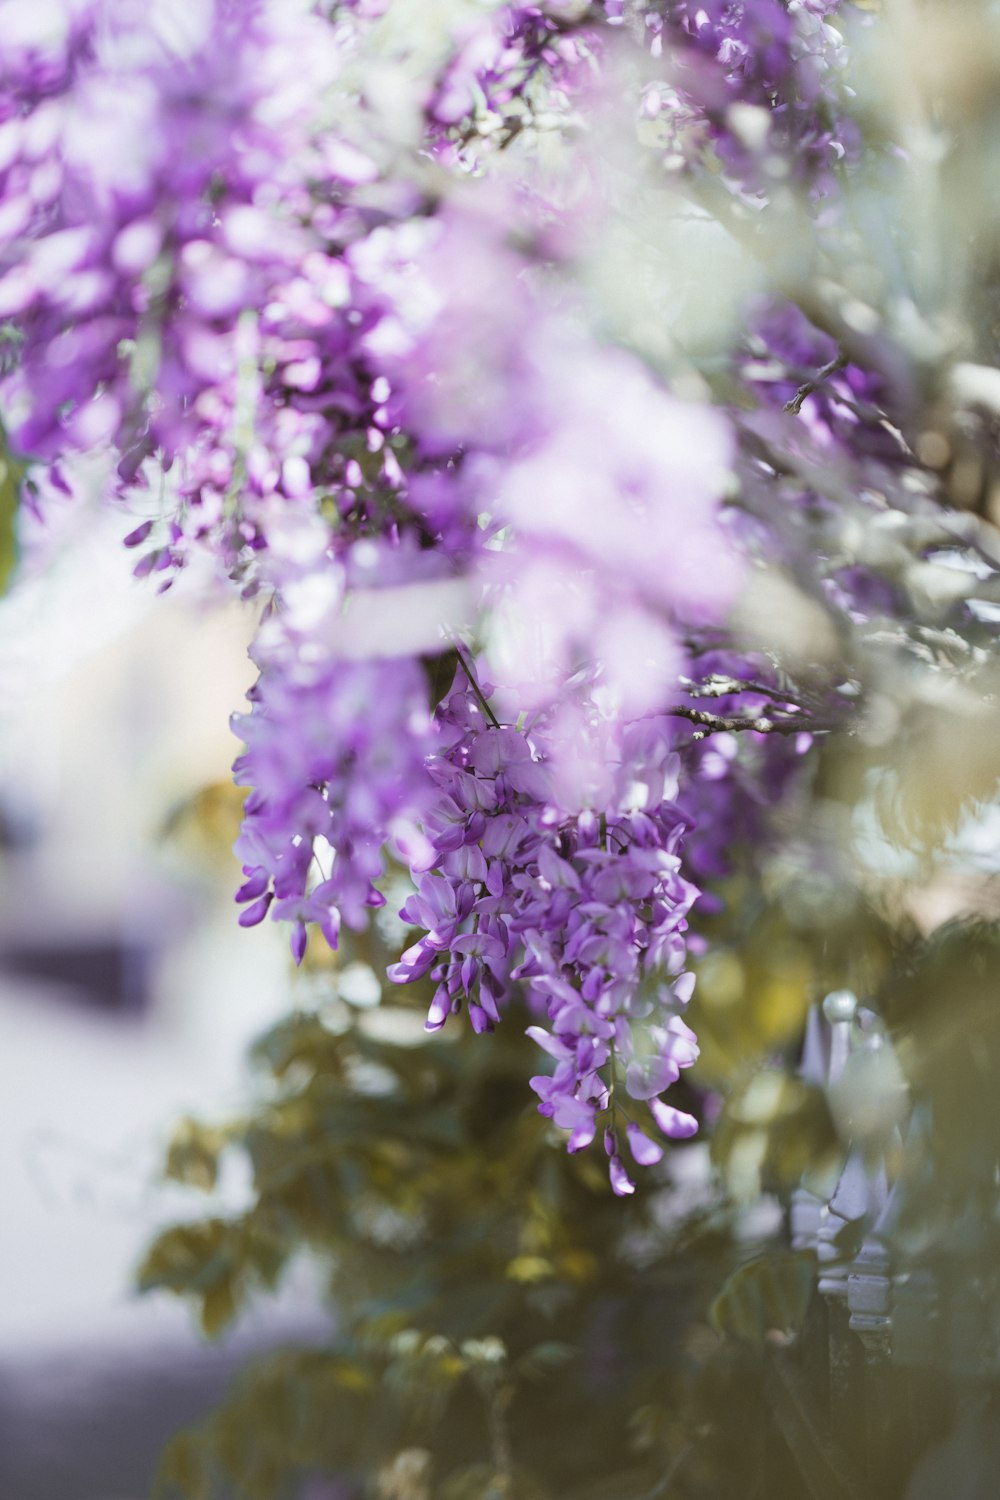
[768,991,1000,1500]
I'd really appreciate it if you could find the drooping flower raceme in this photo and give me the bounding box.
[0,0,875,1186]
[233,649,436,961]
[387,682,701,1188]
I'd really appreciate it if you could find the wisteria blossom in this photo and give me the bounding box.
[4,0,992,1193]
[385,683,701,1179]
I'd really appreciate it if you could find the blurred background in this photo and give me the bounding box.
[0,503,329,1500]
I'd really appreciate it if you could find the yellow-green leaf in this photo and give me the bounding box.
[710,1250,816,1347]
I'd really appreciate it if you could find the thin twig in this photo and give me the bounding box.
[681,674,802,704]
[784,352,848,415]
[666,704,843,737]
[454,642,501,728]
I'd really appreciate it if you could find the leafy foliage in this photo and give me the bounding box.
[140,903,830,1500]
[139,752,1000,1498]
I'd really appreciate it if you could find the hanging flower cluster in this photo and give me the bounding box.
[6,0,978,1190]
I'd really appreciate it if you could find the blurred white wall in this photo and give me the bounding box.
[0,513,321,1466]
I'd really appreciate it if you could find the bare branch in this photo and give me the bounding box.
[680,674,805,703]
[665,704,846,737]
[784,352,848,415]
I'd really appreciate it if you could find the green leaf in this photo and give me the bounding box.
[709,1250,816,1347]
[711,1073,841,1200]
[153,1432,214,1500]
[164,1116,228,1192]
[0,422,24,597]
[137,1219,232,1294]
[242,1221,290,1288]
[421,646,460,707]
[136,1218,261,1338]
[200,1274,239,1339]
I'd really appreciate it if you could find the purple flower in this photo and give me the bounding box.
[626,1122,664,1167]
[386,671,703,1186]
[608,1155,636,1197]
[649,1099,700,1139]
[0,0,870,1197]
[232,652,434,961]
